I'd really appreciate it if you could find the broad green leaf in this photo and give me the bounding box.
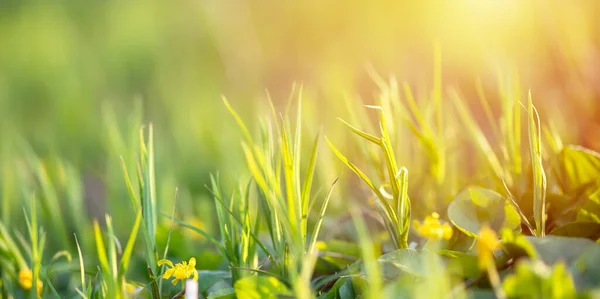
[501,229,537,260]
[233,276,292,299]
[196,271,231,293]
[378,248,431,279]
[503,260,576,299]
[208,287,236,299]
[524,236,599,265]
[550,222,600,241]
[559,145,600,194]
[571,245,600,290]
[447,187,521,237]
[437,250,481,279]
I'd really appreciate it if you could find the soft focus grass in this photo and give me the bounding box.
[2,0,600,298]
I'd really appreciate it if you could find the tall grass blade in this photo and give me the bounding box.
[527,91,547,236]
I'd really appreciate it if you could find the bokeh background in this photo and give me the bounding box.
[2,0,600,273]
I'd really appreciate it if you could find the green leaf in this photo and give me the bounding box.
[559,145,600,194]
[550,222,600,240]
[314,240,361,274]
[524,236,599,265]
[570,245,600,290]
[501,228,537,260]
[233,276,292,299]
[447,187,521,237]
[503,260,576,299]
[378,248,431,280]
[208,287,236,299]
[527,92,547,236]
[118,210,142,282]
[437,250,482,279]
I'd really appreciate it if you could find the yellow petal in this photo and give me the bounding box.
[171,278,180,286]
[158,259,174,268]
[162,268,175,279]
[192,270,198,281]
[188,257,196,268]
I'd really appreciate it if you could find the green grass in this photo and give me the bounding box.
[4,50,600,299]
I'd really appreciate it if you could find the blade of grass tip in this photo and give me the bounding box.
[338,118,381,145]
[308,178,339,255]
[450,88,506,183]
[120,156,139,212]
[350,206,381,299]
[475,77,502,145]
[74,234,87,295]
[93,220,111,281]
[325,136,399,243]
[15,231,32,259]
[223,96,254,144]
[365,63,388,92]
[284,81,298,116]
[526,91,547,236]
[402,82,429,134]
[325,136,383,199]
[301,131,320,246]
[118,210,143,282]
[280,116,300,239]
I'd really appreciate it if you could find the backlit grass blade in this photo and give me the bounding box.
[120,156,139,212]
[74,234,87,295]
[118,210,142,282]
[325,137,383,199]
[338,118,381,145]
[450,88,505,183]
[527,91,547,236]
[308,178,339,255]
[281,117,300,238]
[301,132,320,246]
[93,219,112,295]
[223,96,254,144]
[396,167,410,244]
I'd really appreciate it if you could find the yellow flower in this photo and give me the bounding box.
[158,257,198,286]
[477,225,500,269]
[412,212,453,240]
[18,268,43,295]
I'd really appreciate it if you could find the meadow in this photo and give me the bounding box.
[2,1,600,298]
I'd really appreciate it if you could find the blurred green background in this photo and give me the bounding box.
[2,0,600,274]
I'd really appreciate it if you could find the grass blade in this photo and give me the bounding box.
[527,91,547,236]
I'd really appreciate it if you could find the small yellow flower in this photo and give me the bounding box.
[18,268,43,295]
[412,212,453,240]
[477,225,501,269]
[158,257,198,286]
